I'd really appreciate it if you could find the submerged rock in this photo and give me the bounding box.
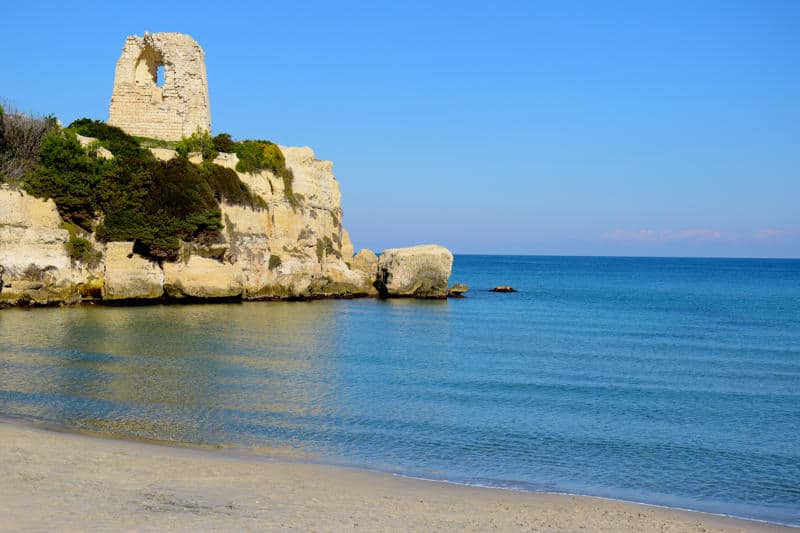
[375,244,453,299]
[447,283,469,297]
[490,285,516,293]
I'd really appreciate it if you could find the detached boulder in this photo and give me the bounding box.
[375,244,453,299]
[448,283,469,297]
[491,285,516,293]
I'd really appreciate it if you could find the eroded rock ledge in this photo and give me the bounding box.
[0,146,453,307]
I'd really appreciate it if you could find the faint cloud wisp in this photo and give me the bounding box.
[601,229,734,243]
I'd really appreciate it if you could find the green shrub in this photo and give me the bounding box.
[23,129,102,230]
[201,161,267,209]
[212,133,235,153]
[231,140,278,173]
[281,167,299,207]
[208,136,299,207]
[69,118,147,161]
[315,239,325,262]
[64,223,102,267]
[314,237,338,262]
[175,129,217,160]
[268,254,282,270]
[132,136,178,150]
[24,120,264,261]
[97,157,223,260]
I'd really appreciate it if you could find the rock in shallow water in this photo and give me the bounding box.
[448,283,469,297]
[375,244,453,299]
[490,285,516,293]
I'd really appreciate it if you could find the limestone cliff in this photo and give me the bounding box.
[0,186,101,306]
[1,143,451,306]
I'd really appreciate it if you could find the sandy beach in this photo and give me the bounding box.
[0,418,793,532]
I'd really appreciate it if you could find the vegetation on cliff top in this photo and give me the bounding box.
[176,129,217,160]
[213,133,299,207]
[2,108,296,262]
[20,119,266,261]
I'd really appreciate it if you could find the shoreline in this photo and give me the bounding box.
[1,416,794,532]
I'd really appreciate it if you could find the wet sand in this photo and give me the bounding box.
[0,419,793,532]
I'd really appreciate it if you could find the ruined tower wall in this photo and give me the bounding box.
[108,32,211,141]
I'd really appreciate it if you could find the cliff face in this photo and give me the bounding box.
[0,187,101,305]
[2,144,440,306]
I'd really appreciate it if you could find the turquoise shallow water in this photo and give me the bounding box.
[1,256,799,525]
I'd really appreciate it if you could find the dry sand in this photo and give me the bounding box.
[0,418,794,532]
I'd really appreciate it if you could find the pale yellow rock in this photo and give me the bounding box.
[234,169,274,202]
[76,134,113,159]
[0,187,69,275]
[76,134,96,148]
[340,229,354,264]
[280,146,342,213]
[108,32,211,141]
[312,258,373,296]
[375,244,453,298]
[270,204,307,244]
[351,249,378,278]
[149,147,177,161]
[102,242,163,301]
[213,152,239,170]
[163,256,243,299]
[187,152,203,165]
[227,144,349,298]
[220,203,273,299]
[349,248,379,296]
[0,188,101,305]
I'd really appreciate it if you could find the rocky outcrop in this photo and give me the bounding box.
[350,249,379,296]
[340,229,354,264]
[448,283,469,297]
[0,187,89,306]
[102,242,163,301]
[0,145,450,306]
[77,135,113,160]
[0,31,455,308]
[149,148,176,161]
[163,256,243,299]
[375,245,453,299]
[0,187,70,275]
[491,285,516,293]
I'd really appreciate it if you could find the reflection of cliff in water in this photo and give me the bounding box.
[0,302,346,454]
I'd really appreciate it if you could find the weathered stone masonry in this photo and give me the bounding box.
[108,32,211,141]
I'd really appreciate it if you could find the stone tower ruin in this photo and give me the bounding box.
[108,32,211,141]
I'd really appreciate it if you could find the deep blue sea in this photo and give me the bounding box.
[1,256,799,525]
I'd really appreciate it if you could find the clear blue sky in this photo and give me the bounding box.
[3,0,799,257]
